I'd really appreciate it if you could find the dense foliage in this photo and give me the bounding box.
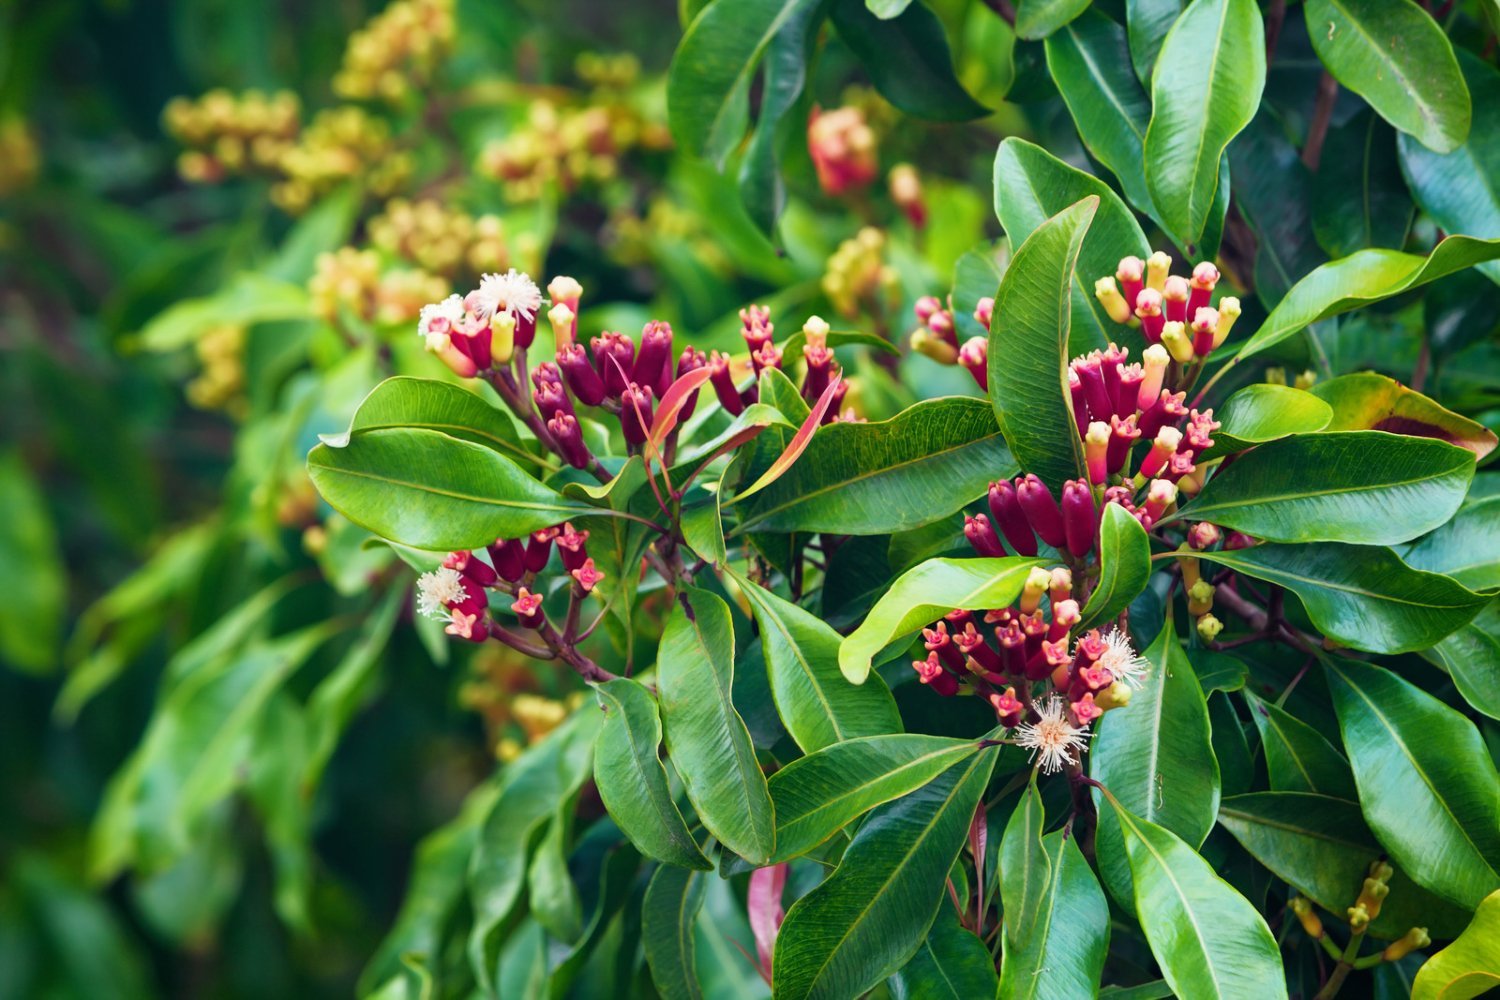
[3,0,1500,998]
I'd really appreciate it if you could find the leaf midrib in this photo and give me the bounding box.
[311,461,577,513]
[1217,555,1479,611]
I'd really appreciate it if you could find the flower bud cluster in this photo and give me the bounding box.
[887,163,926,228]
[459,647,581,759]
[165,89,302,184]
[575,53,643,90]
[822,227,899,320]
[310,247,448,325]
[332,0,455,103]
[0,117,39,197]
[1094,252,1240,363]
[415,523,604,644]
[911,566,1148,773]
[368,199,514,279]
[909,293,993,390]
[808,105,878,196]
[273,107,411,212]
[186,324,248,418]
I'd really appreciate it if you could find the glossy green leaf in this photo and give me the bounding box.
[1205,544,1490,654]
[1217,792,1469,941]
[1092,623,1219,909]
[738,8,817,234]
[1304,0,1470,155]
[319,376,541,468]
[828,0,987,121]
[1401,497,1500,592]
[135,272,311,352]
[1207,692,1253,796]
[889,909,998,1000]
[1079,503,1152,631]
[867,0,912,16]
[642,865,707,1000]
[735,396,1015,535]
[1202,384,1333,458]
[1015,0,1090,39]
[0,451,64,673]
[1424,604,1500,721]
[839,556,1049,683]
[999,782,1111,999]
[1126,0,1184,84]
[1190,649,1248,693]
[993,139,1151,353]
[1241,691,1356,798]
[593,679,712,870]
[1412,889,1500,1000]
[308,428,593,551]
[1177,431,1475,545]
[1236,237,1500,361]
[528,801,583,943]
[1103,796,1288,1000]
[1144,0,1265,247]
[1325,657,1500,909]
[657,588,775,865]
[1397,52,1500,285]
[767,733,980,862]
[667,0,820,164]
[1312,110,1415,258]
[1310,372,1498,461]
[772,748,998,1000]
[988,195,1098,491]
[735,575,901,754]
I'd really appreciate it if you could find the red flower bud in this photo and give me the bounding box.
[547,413,592,469]
[445,608,488,643]
[1017,475,1068,550]
[533,376,574,423]
[1115,363,1145,417]
[556,522,590,571]
[1189,261,1219,316]
[1068,369,1089,437]
[958,337,988,390]
[675,346,709,423]
[964,513,1007,558]
[1061,479,1097,557]
[914,295,942,324]
[571,558,604,593]
[913,652,960,696]
[751,341,782,375]
[557,343,606,407]
[1191,307,1219,358]
[1071,353,1113,424]
[989,687,1023,728]
[1134,288,1164,344]
[1070,692,1102,725]
[923,621,966,671]
[512,587,544,628]
[525,527,558,573]
[988,480,1038,556]
[634,320,675,397]
[486,537,526,582]
[1107,414,1141,475]
[1163,275,1190,324]
[740,304,774,352]
[707,351,745,416]
[973,297,994,331]
[619,382,655,446]
[1116,256,1145,312]
[445,550,498,588]
[591,331,636,399]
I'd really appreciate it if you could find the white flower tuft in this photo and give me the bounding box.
[1015,695,1092,774]
[475,269,543,322]
[1095,626,1149,685]
[415,567,467,619]
[417,294,466,338]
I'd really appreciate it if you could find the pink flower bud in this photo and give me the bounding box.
[445,608,488,643]
[751,340,782,375]
[1115,360,1145,418]
[1191,307,1219,357]
[1139,426,1183,479]
[1061,479,1097,557]
[988,480,1038,556]
[557,343,606,407]
[571,558,604,593]
[928,309,956,347]
[1225,531,1257,550]
[913,652,960,696]
[1189,262,1219,315]
[591,331,636,399]
[1137,389,1187,439]
[511,587,544,628]
[740,305,774,351]
[619,382,655,446]
[1107,414,1142,475]
[1163,275,1191,324]
[634,320,675,397]
[1100,343,1128,404]
[533,368,574,422]
[1079,663,1113,691]
[1071,353,1113,425]
[923,621,966,671]
[1016,475,1067,550]
[1049,599,1080,641]
[973,296,994,331]
[964,513,1007,558]
[1085,421,1111,485]
[1143,478,1178,522]
[424,331,479,378]
[548,275,582,317]
[556,523,590,571]
[989,687,1024,728]
[957,623,1005,678]
[1116,256,1145,311]
[1165,450,1197,482]
[958,337,988,390]
[1188,522,1221,550]
[1071,692,1102,725]
[914,295,943,324]
[707,351,745,416]
[1050,567,1073,605]
[525,527,559,573]
[547,413,592,469]
[445,550,498,588]
[1134,287,1164,343]
[1068,369,1089,436]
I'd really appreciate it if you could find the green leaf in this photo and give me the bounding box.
[1325,657,1500,910]
[839,556,1049,683]
[1236,237,1500,361]
[1412,889,1500,1000]
[828,0,987,121]
[1015,0,1090,39]
[889,909,999,999]
[1402,497,1500,592]
[657,588,775,865]
[1312,110,1415,258]
[320,376,542,469]
[1044,11,1158,220]
[1309,372,1498,461]
[593,679,712,870]
[734,575,901,753]
[988,195,1098,491]
[1102,797,1288,1000]
[1241,691,1356,798]
[1397,52,1500,285]
[642,865,707,1000]
[867,0,912,16]
[772,748,998,1000]
[1304,0,1470,154]
[0,451,64,673]
[999,782,1111,999]
[133,272,310,352]
[1143,0,1265,247]
[1092,623,1219,909]
[993,139,1151,353]
[1079,503,1152,631]
[1126,0,1185,84]
[668,0,820,164]
[735,396,1015,535]
[767,733,980,863]
[1202,384,1333,460]
[1190,649,1248,693]
[1217,792,1470,941]
[738,4,819,233]
[1423,604,1500,721]
[1176,431,1475,546]
[528,801,583,943]
[1204,543,1490,654]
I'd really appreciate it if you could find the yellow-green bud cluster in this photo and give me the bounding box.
[333,0,455,102]
[309,247,448,325]
[186,324,248,418]
[0,117,40,197]
[165,89,301,184]
[822,227,899,320]
[273,107,410,212]
[368,199,512,278]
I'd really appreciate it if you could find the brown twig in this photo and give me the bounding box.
[1303,72,1340,171]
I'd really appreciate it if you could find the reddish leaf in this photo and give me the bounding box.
[748,862,788,984]
[730,374,842,504]
[648,366,715,453]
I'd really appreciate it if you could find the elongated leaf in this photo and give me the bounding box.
[528,802,583,943]
[1126,0,1184,84]
[1241,691,1356,798]
[1310,372,1498,460]
[999,783,1111,999]
[735,575,901,754]
[828,0,987,121]
[738,7,818,233]
[1424,604,1500,721]
[1412,889,1500,1000]
[1237,237,1500,360]
[593,679,712,870]
[1015,0,1090,39]
[1091,623,1219,909]
[642,866,707,1000]
[772,748,998,1000]
[657,588,775,864]
[768,734,980,862]
[889,909,998,999]
[1217,792,1469,941]
[1103,797,1288,1000]
[308,428,593,551]
[667,0,820,164]
[993,139,1151,352]
[1202,384,1333,460]
[1205,543,1490,654]
[1402,497,1500,592]
[0,452,64,673]
[1304,0,1470,154]
[1144,0,1265,247]
[1079,503,1152,631]
[1177,431,1475,545]
[319,376,540,467]
[731,374,843,505]
[1312,110,1414,258]
[1325,657,1500,909]
[989,196,1098,491]
[839,556,1048,683]
[737,397,1014,535]
[1398,52,1500,285]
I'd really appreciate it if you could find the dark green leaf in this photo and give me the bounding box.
[738,6,818,233]
[1241,691,1356,798]
[1079,503,1152,631]
[1309,372,1498,460]
[1126,0,1184,85]
[0,451,64,673]
[642,865,707,1000]
[1401,497,1500,592]
[1191,649,1248,693]
[829,0,988,121]
[1200,384,1333,458]
[1015,0,1090,40]
[1312,110,1414,257]
[1423,604,1500,721]
[889,909,999,999]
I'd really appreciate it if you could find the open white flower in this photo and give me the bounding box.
[417,294,466,338]
[415,567,467,620]
[1015,695,1091,774]
[1095,626,1149,685]
[475,269,542,322]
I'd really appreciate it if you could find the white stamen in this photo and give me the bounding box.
[1015,695,1092,774]
[417,294,466,338]
[415,567,467,620]
[475,269,542,322]
[1095,627,1149,684]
